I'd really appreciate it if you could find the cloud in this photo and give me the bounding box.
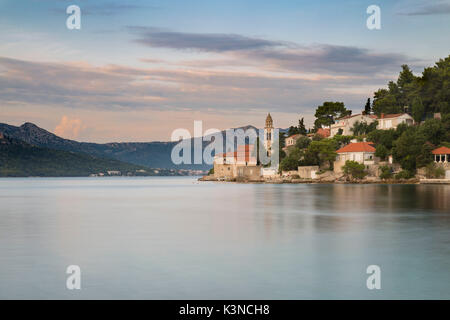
[54,116,85,138]
[128,27,286,52]
[0,55,396,116]
[399,0,450,15]
[129,28,419,75]
[235,44,416,75]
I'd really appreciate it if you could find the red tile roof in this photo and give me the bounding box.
[432,146,450,155]
[216,145,256,162]
[337,142,376,153]
[316,128,330,138]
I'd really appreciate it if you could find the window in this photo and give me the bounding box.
[385,120,392,128]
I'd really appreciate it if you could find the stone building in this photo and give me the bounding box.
[264,113,274,157]
[377,113,414,130]
[334,142,378,174]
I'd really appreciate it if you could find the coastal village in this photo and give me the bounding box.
[201,56,450,184]
[202,111,450,184]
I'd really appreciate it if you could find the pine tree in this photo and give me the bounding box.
[298,118,307,135]
[363,98,371,115]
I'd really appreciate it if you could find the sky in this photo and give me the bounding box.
[0,0,449,142]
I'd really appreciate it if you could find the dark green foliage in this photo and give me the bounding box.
[411,97,425,123]
[304,140,337,168]
[372,55,450,117]
[367,129,398,150]
[379,165,393,180]
[351,120,378,136]
[363,98,371,115]
[280,148,301,171]
[342,160,367,180]
[295,136,311,149]
[287,126,299,137]
[375,144,389,161]
[298,118,307,135]
[395,170,414,180]
[314,102,352,129]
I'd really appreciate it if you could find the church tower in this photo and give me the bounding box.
[264,113,273,157]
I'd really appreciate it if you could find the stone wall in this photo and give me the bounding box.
[237,166,262,180]
[214,163,235,179]
[298,166,319,179]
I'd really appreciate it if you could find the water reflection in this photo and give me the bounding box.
[0,178,449,299]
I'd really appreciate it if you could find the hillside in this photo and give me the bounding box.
[0,134,175,177]
[0,122,259,170]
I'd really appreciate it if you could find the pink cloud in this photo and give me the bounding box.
[54,116,85,139]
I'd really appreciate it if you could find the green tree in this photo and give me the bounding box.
[280,148,301,171]
[379,165,393,180]
[287,126,299,137]
[342,160,367,180]
[295,136,311,149]
[307,140,337,168]
[298,118,307,135]
[314,102,351,129]
[375,144,389,161]
[363,98,371,115]
[411,97,425,123]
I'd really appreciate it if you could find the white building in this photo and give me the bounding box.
[377,113,414,130]
[334,142,377,173]
[330,114,377,137]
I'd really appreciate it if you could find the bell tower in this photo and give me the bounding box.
[264,113,273,157]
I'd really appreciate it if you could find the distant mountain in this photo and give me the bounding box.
[0,122,261,170]
[0,134,176,177]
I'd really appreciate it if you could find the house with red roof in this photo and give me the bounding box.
[213,144,260,179]
[334,142,377,174]
[285,134,301,147]
[377,113,414,130]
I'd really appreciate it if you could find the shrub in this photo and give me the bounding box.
[208,168,214,175]
[342,160,367,180]
[395,170,414,180]
[425,163,445,179]
[379,165,393,180]
[375,144,389,161]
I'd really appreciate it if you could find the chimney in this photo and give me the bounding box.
[381,113,385,119]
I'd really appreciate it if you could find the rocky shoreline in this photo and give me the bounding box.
[198,175,423,184]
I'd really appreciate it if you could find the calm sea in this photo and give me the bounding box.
[0,177,449,299]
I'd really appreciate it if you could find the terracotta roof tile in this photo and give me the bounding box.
[432,146,450,155]
[316,128,330,138]
[337,142,376,153]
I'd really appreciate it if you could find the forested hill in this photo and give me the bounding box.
[0,122,258,170]
[373,55,450,120]
[0,134,172,177]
